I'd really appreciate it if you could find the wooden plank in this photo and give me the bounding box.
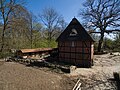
[73,79,81,90]
[76,41,82,47]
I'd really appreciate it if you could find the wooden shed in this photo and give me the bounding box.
[56,18,94,67]
[16,48,56,59]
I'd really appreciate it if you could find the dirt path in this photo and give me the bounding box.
[70,52,120,90]
[70,52,120,76]
[0,61,74,90]
[0,52,120,90]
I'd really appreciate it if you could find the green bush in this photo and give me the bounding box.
[0,51,13,59]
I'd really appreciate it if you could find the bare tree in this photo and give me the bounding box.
[27,12,39,49]
[79,0,120,52]
[0,0,24,52]
[112,32,120,51]
[8,4,33,49]
[39,7,63,47]
[8,5,43,49]
[59,18,67,31]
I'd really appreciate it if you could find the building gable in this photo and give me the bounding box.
[56,18,94,42]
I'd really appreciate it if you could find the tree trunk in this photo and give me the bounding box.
[30,28,33,49]
[47,31,52,48]
[97,32,104,52]
[48,37,51,48]
[0,25,6,52]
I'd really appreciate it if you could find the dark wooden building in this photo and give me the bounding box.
[56,18,94,67]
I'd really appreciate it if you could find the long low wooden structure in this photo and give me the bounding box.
[16,48,58,59]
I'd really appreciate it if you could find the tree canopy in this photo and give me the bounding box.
[79,0,120,52]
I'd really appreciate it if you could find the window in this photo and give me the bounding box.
[70,28,77,36]
[72,41,75,47]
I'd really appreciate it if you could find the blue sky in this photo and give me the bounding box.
[26,0,85,23]
[25,0,116,40]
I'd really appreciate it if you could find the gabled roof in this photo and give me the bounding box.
[56,18,94,42]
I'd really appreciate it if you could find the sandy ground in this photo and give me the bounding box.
[0,52,120,90]
[0,61,75,90]
[70,52,120,90]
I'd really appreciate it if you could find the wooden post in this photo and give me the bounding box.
[113,72,120,80]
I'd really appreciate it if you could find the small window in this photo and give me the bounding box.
[70,29,77,36]
[72,41,75,47]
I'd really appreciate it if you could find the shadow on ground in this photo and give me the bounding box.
[116,81,120,90]
[108,78,120,90]
[26,60,71,74]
